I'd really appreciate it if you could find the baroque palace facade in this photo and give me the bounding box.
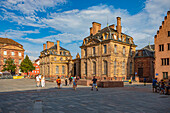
[39,41,80,78]
[155,11,170,80]
[80,17,137,80]
[0,37,24,74]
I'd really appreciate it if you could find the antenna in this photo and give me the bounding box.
[107,15,109,27]
[5,32,7,38]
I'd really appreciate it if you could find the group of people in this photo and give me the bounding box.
[152,78,170,95]
[35,75,45,87]
[56,76,79,90]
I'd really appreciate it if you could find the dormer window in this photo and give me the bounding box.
[114,34,117,40]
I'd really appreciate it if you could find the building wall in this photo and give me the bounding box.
[134,57,155,82]
[81,40,136,80]
[155,11,170,81]
[0,44,24,74]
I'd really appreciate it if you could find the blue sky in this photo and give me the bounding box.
[0,0,170,60]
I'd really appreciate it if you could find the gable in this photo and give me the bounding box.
[86,39,100,46]
[1,45,24,51]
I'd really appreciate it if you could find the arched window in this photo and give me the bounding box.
[93,62,96,75]
[114,45,117,54]
[62,66,65,74]
[104,61,107,75]
[56,66,59,74]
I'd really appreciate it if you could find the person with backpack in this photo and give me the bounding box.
[56,77,61,89]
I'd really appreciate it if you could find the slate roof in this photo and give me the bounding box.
[135,44,155,58]
[82,26,135,46]
[0,37,22,46]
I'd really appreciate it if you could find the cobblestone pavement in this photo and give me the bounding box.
[0,79,170,113]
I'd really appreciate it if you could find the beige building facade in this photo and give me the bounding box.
[39,41,73,78]
[0,37,24,74]
[154,11,170,80]
[80,17,137,80]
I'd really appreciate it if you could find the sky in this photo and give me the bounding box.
[0,0,170,60]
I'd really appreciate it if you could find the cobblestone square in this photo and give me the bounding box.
[0,79,169,113]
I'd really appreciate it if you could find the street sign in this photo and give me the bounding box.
[156,73,158,76]
[135,72,137,75]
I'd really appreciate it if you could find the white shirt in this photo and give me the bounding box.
[36,76,40,81]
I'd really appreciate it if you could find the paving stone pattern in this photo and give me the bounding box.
[0,79,170,113]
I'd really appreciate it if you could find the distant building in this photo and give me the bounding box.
[26,59,40,77]
[154,11,170,80]
[39,41,73,78]
[80,17,137,80]
[134,45,155,82]
[0,37,24,74]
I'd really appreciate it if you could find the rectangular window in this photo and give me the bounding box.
[19,52,21,56]
[130,62,132,74]
[104,45,107,54]
[93,62,96,74]
[123,47,125,55]
[84,49,87,56]
[161,58,169,66]
[163,72,168,79]
[56,66,59,74]
[19,59,22,64]
[85,62,87,75]
[168,43,170,50]
[130,48,132,56]
[159,44,164,51]
[93,47,95,55]
[11,52,14,56]
[4,59,6,64]
[4,51,7,55]
[114,45,117,53]
[62,66,65,74]
[114,60,116,75]
[122,61,125,74]
[168,31,170,37]
[104,61,107,75]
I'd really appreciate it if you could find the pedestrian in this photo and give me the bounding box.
[69,76,72,85]
[91,76,98,91]
[152,78,158,92]
[144,78,146,86]
[65,78,68,86]
[73,76,77,90]
[160,79,165,94]
[129,79,132,84]
[36,75,40,87]
[165,79,170,95]
[41,75,45,87]
[39,74,42,87]
[56,77,61,88]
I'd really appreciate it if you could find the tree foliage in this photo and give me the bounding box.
[19,55,35,75]
[2,58,16,74]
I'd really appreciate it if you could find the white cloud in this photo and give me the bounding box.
[1,0,170,59]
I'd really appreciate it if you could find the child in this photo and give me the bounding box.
[56,77,61,89]
[73,77,77,90]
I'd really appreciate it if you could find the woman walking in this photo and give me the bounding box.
[41,75,45,87]
[73,76,77,90]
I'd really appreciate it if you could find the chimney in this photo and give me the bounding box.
[109,24,115,29]
[90,27,93,35]
[57,40,60,55]
[47,41,54,49]
[92,22,101,35]
[43,44,46,50]
[116,17,122,39]
[167,11,170,18]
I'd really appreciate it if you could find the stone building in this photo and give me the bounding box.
[80,17,137,80]
[134,45,155,82]
[0,37,24,74]
[154,11,170,80]
[39,41,79,78]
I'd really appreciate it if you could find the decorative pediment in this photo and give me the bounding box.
[86,38,100,46]
[2,45,24,51]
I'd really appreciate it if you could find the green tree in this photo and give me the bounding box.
[19,55,35,76]
[2,58,16,74]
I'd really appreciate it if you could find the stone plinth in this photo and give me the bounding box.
[77,79,92,86]
[98,81,124,88]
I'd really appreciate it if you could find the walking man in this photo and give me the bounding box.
[91,76,98,91]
